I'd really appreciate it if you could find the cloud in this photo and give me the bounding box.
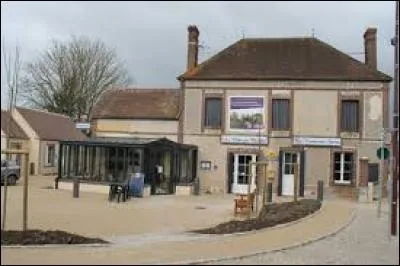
[1,1,396,109]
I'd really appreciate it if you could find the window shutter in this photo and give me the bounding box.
[341,100,359,132]
[272,99,290,130]
[227,153,234,193]
[278,151,283,196]
[205,98,222,128]
[299,150,305,197]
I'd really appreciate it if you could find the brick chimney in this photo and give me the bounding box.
[364,27,377,69]
[187,25,199,71]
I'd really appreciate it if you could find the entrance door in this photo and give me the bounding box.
[10,143,22,165]
[232,154,257,194]
[368,163,379,183]
[282,151,299,196]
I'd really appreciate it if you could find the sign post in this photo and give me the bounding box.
[376,147,390,160]
[377,131,390,218]
[293,162,299,203]
[1,149,29,231]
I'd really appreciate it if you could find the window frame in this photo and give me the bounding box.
[271,98,291,130]
[331,150,356,186]
[340,99,360,133]
[202,93,224,131]
[228,96,265,132]
[45,144,56,167]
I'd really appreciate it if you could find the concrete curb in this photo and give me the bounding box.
[185,201,325,240]
[2,202,324,250]
[218,201,325,238]
[170,206,357,265]
[1,243,111,249]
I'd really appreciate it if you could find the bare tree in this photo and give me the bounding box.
[1,37,22,230]
[2,38,21,111]
[21,36,132,121]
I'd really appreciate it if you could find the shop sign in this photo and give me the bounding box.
[221,135,268,145]
[293,136,341,146]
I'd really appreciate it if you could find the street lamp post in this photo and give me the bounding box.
[390,1,399,236]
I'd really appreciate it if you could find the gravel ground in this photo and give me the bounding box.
[0,176,236,238]
[206,202,399,265]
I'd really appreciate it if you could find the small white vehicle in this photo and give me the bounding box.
[1,159,20,186]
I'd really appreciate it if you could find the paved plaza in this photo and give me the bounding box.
[1,176,398,265]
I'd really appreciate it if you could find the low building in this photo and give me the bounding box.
[56,88,198,196]
[1,110,29,163]
[11,107,86,176]
[91,88,180,141]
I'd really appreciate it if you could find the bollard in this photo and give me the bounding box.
[73,178,80,198]
[193,177,200,196]
[317,180,324,201]
[267,182,273,203]
[54,178,59,189]
[263,187,267,205]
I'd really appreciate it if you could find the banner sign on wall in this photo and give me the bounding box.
[221,135,268,145]
[229,97,264,131]
[293,136,341,146]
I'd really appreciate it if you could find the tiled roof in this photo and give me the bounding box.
[16,107,87,141]
[92,88,180,120]
[178,37,392,82]
[1,110,28,139]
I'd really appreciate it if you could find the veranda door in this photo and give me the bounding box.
[282,151,299,196]
[232,154,257,194]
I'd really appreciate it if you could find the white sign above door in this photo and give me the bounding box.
[293,136,341,147]
[221,135,268,145]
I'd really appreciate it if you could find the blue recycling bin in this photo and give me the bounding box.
[129,173,145,197]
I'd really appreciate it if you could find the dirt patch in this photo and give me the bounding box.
[191,199,321,234]
[1,230,109,245]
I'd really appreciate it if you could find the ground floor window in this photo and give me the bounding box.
[58,139,198,195]
[46,144,56,167]
[9,142,22,165]
[333,151,354,184]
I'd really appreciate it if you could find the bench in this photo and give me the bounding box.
[234,193,255,215]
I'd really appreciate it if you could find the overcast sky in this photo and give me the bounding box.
[1,1,396,109]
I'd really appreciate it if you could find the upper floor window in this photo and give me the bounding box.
[204,98,222,128]
[341,100,359,132]
[272,99,290,130]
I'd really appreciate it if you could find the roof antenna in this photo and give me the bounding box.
[241,28,245,39]
[311,28,315,38]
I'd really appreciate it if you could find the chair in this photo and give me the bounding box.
[108,184,118,201]
[108,183,129,203]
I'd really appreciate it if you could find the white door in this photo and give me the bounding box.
[232,154,257,194]
[282,152,298,196]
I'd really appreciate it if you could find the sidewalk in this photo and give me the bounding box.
[1,200,354,265]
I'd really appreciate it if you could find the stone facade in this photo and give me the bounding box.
[180,81,390,196]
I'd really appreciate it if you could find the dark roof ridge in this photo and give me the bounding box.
[108,87,178,91]
[242,36,313,41]
[15,106,71,119]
